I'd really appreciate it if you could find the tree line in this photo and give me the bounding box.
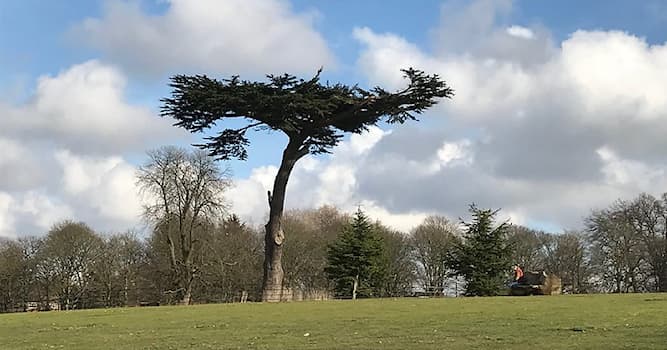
[1,148,664,312]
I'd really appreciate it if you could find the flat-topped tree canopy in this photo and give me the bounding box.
[161,68,453,160]
[161,67,453,302]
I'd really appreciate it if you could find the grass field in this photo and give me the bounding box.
[1,294,666,349]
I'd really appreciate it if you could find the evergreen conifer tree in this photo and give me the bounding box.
[161,69,453,301]
[325,209,384,299]
[450,205,512,296]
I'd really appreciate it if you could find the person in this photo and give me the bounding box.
[512,265,524,285]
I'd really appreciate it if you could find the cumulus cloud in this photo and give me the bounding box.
[0,138,46,191]
[0,60,183,154]
[431,0,554,66]
[0,190,74,238]
[597,147,667,190]
[224,0,666,232]
[71,0,335,76]
[0,193,16,238]
[55,150,143,225]
[507,25,535,40]
[0,61,178,237]
[230,6,667,231]
[226,127,431,230]
[0,149,144,238]
[346,1,667,230]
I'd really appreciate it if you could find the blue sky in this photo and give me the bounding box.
[1,0,667,236]
[3,0,665,83]
[2,0,665,104]
[3,0,665,97]
[3,0,665,176]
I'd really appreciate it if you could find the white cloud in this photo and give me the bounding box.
[0,138,25,167]
[507,25,535,39]
[348,15,667,228]
[228,127,403,227]
[55,150,143,225]
[0,61,179,237]
[13,192,74,232]
[361,200,430,232]
[429,139,473,173]
[597,147,666,189]
[0,138,44,191]
[561,30,667,121]
[0,149,143,238]
[71,0,335,76]
[431,0,514,56]
[0,193,16,238]
[226,166,278,224]
[233,19,667,231]
[0,60,184,154]
[0,191,74,238]
[227,126,481,232]
[56,150,124,195]
[431,0,553,66]
[341,0,667,230]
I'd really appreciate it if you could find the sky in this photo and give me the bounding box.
[1,0,666,237]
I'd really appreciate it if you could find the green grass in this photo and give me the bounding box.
[1,294,667,349]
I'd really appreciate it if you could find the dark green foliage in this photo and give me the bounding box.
[449,205,512,296]
[161,68,454,160]
[325,209,385,298]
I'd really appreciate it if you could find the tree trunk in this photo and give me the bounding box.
[106,282,112,307]
[181,287,192,305]
[660,243,667,292]
[124,275,129,306]
[262,139,304,302]
[181,268,194,305]
[352,275,359,300]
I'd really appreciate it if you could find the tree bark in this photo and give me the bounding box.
[262,139,305,302]
[181,286,192,305]
[180,266,194,305]
[352,275,359,300]
[124,277,129,306]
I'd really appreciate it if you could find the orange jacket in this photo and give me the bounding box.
[514,266,524,281]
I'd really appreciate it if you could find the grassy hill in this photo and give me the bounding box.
[2,294,666,349]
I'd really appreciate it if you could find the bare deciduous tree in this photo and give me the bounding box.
[375,224,415,297]
[282,206,348,297]
[410,216,461,296]
[587,204,647,293]
[199,215,264,303]
[93,232,144,307]
[40,221,102,310]
[541,231,591,293]
[137,146,231,305]
[625,193,667,292]
[507,225,547,270]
